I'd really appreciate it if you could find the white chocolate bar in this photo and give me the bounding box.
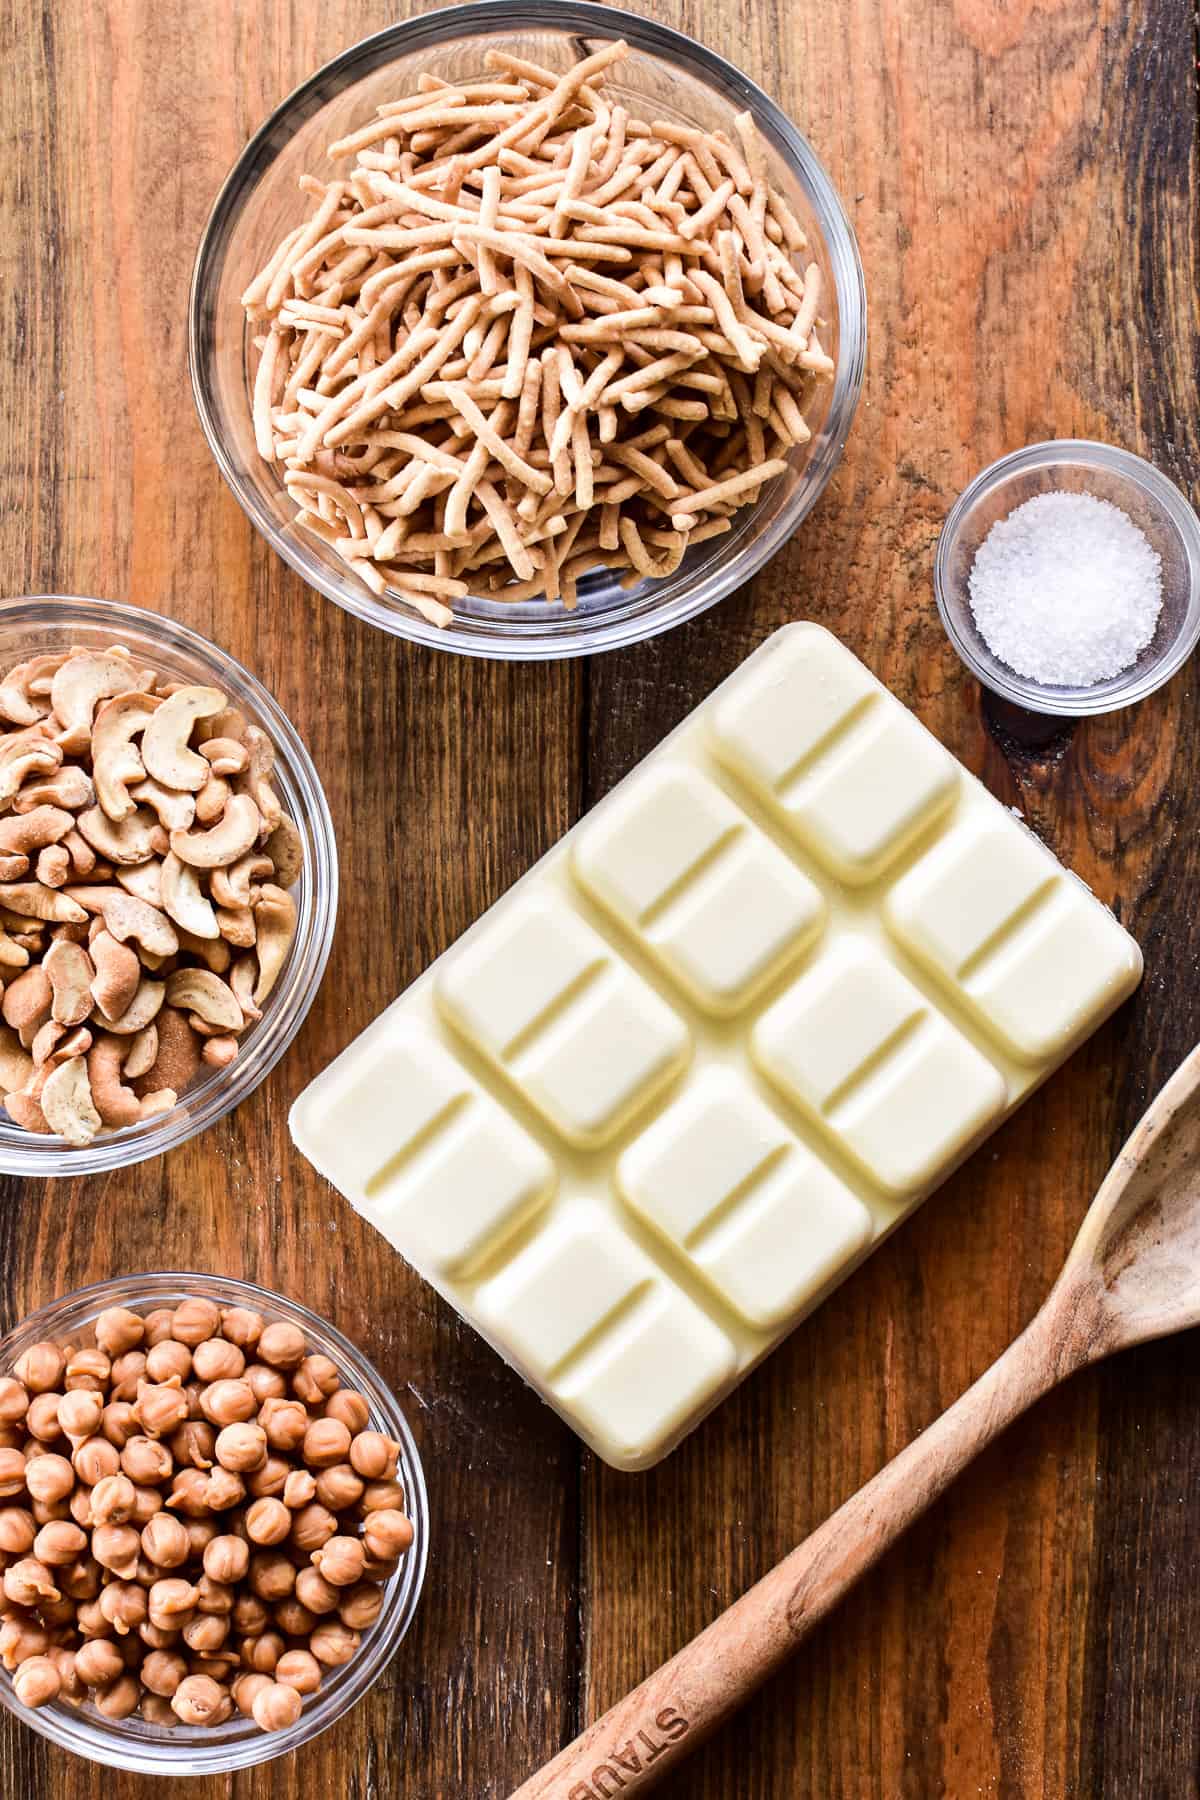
[291,625,1141,1470]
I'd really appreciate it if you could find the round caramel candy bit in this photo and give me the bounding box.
[274,1648,322,1696]
[214,1421,267,1473]
[94,1307,146,1357]
[13,1655,61,1709]
[170,1672,226,1726]
[169,1299,221,1348]
[256,1321,307,1370]
[0,1378,29,1424]
[251,1678,303,1732]
[14,1342,64,1395]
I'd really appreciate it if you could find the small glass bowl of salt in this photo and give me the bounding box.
[935,440,1200,716]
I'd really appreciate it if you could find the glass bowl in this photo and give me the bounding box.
[935,441,1200,717]
[188,0,866,660]
[0,597,338,1175]
[0,1272,429,1774]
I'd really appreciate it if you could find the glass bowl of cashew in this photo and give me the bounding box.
[189,0,866,659]
[0,597,338,1175]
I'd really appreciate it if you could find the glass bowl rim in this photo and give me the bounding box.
[934,438,1200,718]
[0,1269,430,1774]
[187,0,867,661]
[0,594,339,1175]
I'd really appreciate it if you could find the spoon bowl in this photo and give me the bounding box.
[1062,1041,1200,1350]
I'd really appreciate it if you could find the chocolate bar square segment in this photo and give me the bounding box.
[884,811,1143,1064]
[436,895,691,1148]
[474,1217,736,1467]
[289,1022,555,1277]
[709,623,959,884]
[572,765,825,1014]
[617,1070,872,1329]
[752,939,1008,1197]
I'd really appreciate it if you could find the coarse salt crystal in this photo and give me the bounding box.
[967,490,1163,687]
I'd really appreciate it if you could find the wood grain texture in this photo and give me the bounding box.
[0,0,1196,1796]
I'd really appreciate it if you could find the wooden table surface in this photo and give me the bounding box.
[1,0,1197,1794]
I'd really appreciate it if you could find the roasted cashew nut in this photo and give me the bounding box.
[91,692,160,822]
[43,938,95,1028]
[234,727,282,836]
[66,889,179,960]
[123,1022,159,1080]
[174,928,231,975]
[0,806,74,858]
[251,886,297,1006]
[2,965,52,1034]
[87,1035,146,1128]
[0,730,62,810]
[13,767,94,815]
[229,954,262,1025]
[0,933,28,974]
[0,660,51,728]
[5,1091,49,1132]
[128,778,196,833]
[169,795,261,871]
[0,1025,34,1095]
[61,828,96,878]
[34,1021,92,1067]
[40,1056,102,1147]
[195,776,230,826]
[160,853,219,941]
[211,853,273,912]
[0,883,87,925]
[76,804,162,868]
[50,653,144,756]
[200,1035,239,1069]
[35,845,70,889]
[31,1019,65,1068]
[115,861,164,910]
[263,817,303,889]
[89,929,142,1023]
[136,1087,177,1120]
[163,969,243,1034]
[131,1007,200,1099]
[141,687,227,793]
[104,978,166,1037]
[199,737,248,777]
[214,906,255,949]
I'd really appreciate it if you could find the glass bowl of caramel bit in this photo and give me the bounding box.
[0,1272,428,1772]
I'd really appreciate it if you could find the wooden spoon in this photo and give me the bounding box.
[510,1042,1200,1800]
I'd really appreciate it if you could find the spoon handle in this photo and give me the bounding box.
[509,1300,1079,1800]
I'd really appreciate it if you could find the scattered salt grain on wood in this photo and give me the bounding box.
[967,491,1162,686]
